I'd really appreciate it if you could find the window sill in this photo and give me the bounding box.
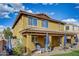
[27,25,38,28]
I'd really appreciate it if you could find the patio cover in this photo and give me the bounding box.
[20,27,76,36]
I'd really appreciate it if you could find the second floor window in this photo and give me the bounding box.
[42,20,48,28]
[66,26,69,30]
[28,17,37,26]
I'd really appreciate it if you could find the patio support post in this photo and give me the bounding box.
[23,35,27,53]
[48,35,52,51]
[26,34,32,55]
[75,34,78,44]
[45,33,49,51]
[64,34,67,48]
[61,36,64,47]
[71,36,74,45]
[49,35,52,51]
[70,36,74,48]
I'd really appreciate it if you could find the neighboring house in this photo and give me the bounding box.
[12,10,76,54]
[0,32,6,53]
[64,23,79,32]
[64,23,79,42]
[0,40,6,53]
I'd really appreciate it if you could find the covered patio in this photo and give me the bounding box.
[20,27,76,54]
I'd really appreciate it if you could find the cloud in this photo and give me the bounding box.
[62,18,79,25]
[26,7,29,10]
[0,3,25,19]
[27,9,33,13]
[0,11,10,19]
[14,13,18,15]
[42,3,59,6]
[62,18,77,23]
[9,3,25,12]
[4,14,10,18]
[0,25,12,32]
[0,25,5,32]
[50,12,55,15]
[74,4,79,9]
[75,6,79,8]
[42,12,55,18]
[0,4,13,18]
[42,3,54,5]
[35,11,55,15]
[0,4,14,12]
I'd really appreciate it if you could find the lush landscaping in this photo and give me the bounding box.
[54,50,79,56]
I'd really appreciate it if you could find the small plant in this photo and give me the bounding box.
[12,38,24,56]
[12,46,23,56]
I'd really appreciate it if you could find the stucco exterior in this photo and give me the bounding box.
[12,11,76,54]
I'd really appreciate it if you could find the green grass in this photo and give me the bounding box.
[53,50,79,56]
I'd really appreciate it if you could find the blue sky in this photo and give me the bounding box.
[0,3,79,31]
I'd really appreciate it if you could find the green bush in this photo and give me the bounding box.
[12,38,24,56]
[12,46,23,56]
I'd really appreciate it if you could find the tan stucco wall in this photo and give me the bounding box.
[26,35,45,52]
[37,19,64,31]
[48,21,64,31]
[37,36,45,48]
[26,34,35,53]
[13,15,28,38]
[51,36,60,47]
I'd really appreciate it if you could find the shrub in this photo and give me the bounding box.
[12,46,23,56]
[12,38,24,56]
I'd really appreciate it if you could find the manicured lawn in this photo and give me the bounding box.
[53,50,79,56]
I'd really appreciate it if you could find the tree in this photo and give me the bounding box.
[3,27,13,39]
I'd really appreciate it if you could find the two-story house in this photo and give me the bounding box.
[12,10,76,54]
[0,32,6,53]
[64,23,79,32]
